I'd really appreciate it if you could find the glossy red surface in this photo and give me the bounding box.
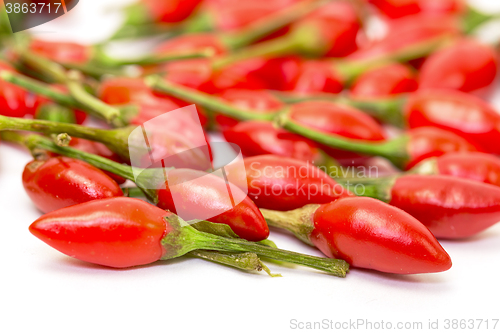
[310,197,452,273]
[29,197,170,268]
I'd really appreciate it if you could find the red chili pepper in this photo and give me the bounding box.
[155,168,269,241]
[389,175,500,239]
[22,156,123,213]
[411,152,500,187]
[225,155,351,211]
[215,89,283,130]
[260,196,452,274]
[214,1,360,67]
[340,174,500,238]
[206,0,300,32]
[0,61,33,117]
[418,39,498,96]
[155,33,228,57]
[287,101,386,162]
[222,121,332,166]
[138,0,203,23]
[28,39,93,65]
[287,59,344,94]
[15,133,263,241]
[29,197,348,275]
[350,63,418,98]
[348,14,459,61]
[405,89,500,154]
[368,0,465,19]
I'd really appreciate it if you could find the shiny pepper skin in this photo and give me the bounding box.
[348,14,459,61]
[206,0,299,32]
[0,61,33,117]
[436,153,500,186]
[405,127,476,169]
[226,155,351,211]
[28,39,92,64]
[223,121,328,165]
[287,60,344,94]
[368,0,465,19]
[29,197,170,268]
[311,197,452,273]
[418,39,498,96]
[22,157,123,213]
[156,168,269,241]
[289,101,386,162]
[215,89,283,130]
[155,34,228,56]
[296,0,360,57]
[141,0,203,23]
[389,175,500,238]
[405,89,500,154]
[350,63,418,98]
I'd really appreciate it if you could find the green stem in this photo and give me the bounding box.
[273,92,408,128]
[34,103,77,124]
[278,114,410,169]
[164,215,349,277]
[0,70,76,107]
[335,176,397,202]
[66,71,121,123]
[260,205,320,246]
[0,70,128,125]
[17,48,68,83]
[95,48,215,67]
[146,76,275,121]
[189,250,280,277]
[462,6,498,35]
[0,114,130,161]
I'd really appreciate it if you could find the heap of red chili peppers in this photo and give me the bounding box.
[2,0,500,278]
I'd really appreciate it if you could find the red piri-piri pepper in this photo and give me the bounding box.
[347,14,459,62]
[405,89,500,154]
[410,152,500,187]
[213,1,360,68]
[418,39,498,96]
[222,121,336,167]
[224,155,352,211]
[22,156,123,214]
[260,197,452,273]
[339,174,500,239]
[19,134,266,241]
[215,89,284,130]
[368,0,465,19]
[0,60,34,117]
[350,63,418,98]
[125,0,204,24]
[29,197,349,275]
[286,101,387,162]
[286,59,344,94]
[148,78,477,169]
[28,39,93,65]
[97,76,209,127]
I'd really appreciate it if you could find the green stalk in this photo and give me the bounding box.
[34,103,77,124]
[164,215,349,277]
[148,77,411,168]
[278,114,410,169]
[188,250,280,277]
[335,176,397,202]
[0,71,135,127]
[0,114,132,161]
[146,76,276,121]
[273,92,408,128]
[94,48,215,67]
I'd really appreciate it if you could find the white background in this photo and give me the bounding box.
[2,1,500,332]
